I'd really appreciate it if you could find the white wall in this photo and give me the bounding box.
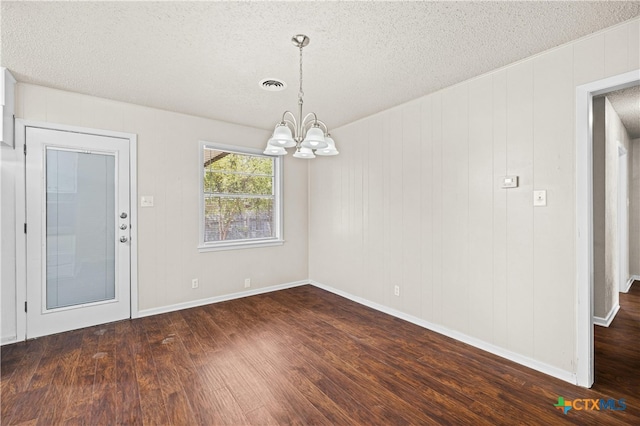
[600,98,632,317]
[0,84,309,341]
[309,18,639,376]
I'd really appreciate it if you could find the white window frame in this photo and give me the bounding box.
[198,141,283,252]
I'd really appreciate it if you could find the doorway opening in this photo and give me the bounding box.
[576,70,639,387]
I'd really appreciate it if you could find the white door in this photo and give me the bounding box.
[26,127,131,338]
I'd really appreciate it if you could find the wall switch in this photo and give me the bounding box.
[140,196,154,207]
[533,190,547,207]
[191,278,199,289]
[244,278,251,288]
[394,285,400,296]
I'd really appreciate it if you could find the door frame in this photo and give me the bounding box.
[14,119,138,341]
[618,143,628,302]
[575,69,639,388]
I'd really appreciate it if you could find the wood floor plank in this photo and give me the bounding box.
[60,327,100,424]
[130,318,171,425]
[114,321,144,425]
[2,283,639,425]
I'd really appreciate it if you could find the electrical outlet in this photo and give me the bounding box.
[394,285,400,296]
[192,278,199,289]
[244,278,251,288]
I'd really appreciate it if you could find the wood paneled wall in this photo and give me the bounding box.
[309,19,640,376]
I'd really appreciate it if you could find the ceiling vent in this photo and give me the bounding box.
[259,78,287,91]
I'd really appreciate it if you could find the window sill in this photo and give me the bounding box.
[198,239,284,253]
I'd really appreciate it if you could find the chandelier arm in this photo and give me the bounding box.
[301,112,318,127]
[301,114,329,134]
[282,119,297,132]
[281,111,298,135]
[313,120,329,134]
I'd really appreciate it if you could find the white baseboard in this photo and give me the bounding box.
[1,336,18,346]
[621,276,638,293]
[308,280,577,386]
[137,280,308,318]
[594,303,620,327]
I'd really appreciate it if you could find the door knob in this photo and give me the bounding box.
[120,212,128,219]
[120,224,128,230]
[120,236,128,243]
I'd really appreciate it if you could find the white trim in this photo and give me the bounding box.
[575,70,640,388]
[622,275,638,293]
[1,336,17,346]
[129,133,139,318]
[593,304,620,327]
[138,280,307,318]
[15,122,27,342]
[309,280,576,384]
[14,119,139,339]
[198,239,284,253]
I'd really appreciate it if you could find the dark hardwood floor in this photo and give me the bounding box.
[1,284,638,425]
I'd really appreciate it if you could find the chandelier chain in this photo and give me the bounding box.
[298,46,304,104]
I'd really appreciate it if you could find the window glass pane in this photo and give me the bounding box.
[204,150,273,175]
[46,149,115,309]
[204,196,274,242]
[204,172,273,196]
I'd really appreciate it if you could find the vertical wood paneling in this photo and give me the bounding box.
[382,113,392,307]
[45,89,84,125]
[441,85,469,333]
[387,109,403,309]
[420,97,434,322]
[505,62,534,357]
[431,93,444,324]
[130,107,162,310]
[15,84,309,320]
[492,70,508,348]
[353,120,364,297]
[532,46,575,371]
[305,19,640,378]
[573,34,605,86]
[366,119,385,305]
[604,24,630,77]
[20,84,47,121]
[402,101,422,317]
[467,75,494,343]
[629,20,640,71]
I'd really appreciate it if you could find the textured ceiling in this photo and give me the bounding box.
[1,1,639,131]
[605,85,640,139]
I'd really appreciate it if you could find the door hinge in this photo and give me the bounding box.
[23,144,26,155]
[24,223,27,234]
[24,301,27,313]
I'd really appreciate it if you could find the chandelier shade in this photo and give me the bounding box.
[293,147,316,159]
[263,34,338,160]
[315,135,339,156]
[263,144,288,156]
[268,124,296,148]
[301,126,328,150]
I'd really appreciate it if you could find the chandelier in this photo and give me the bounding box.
[263,34,339,159]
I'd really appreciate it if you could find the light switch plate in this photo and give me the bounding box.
[533,190,547,207]
[140,196,154,207]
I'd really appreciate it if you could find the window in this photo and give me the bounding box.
[199,142,283,251]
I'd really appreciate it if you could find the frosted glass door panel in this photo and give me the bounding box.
[46,148,116,309]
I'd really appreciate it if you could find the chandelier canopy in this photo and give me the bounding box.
[263,34,338,159]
